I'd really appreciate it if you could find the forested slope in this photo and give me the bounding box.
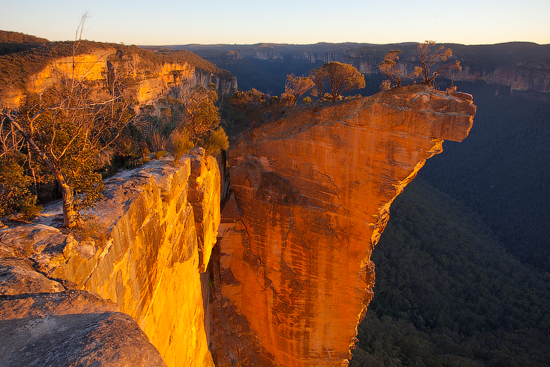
[419,81,550,272]
[350,178,550,367]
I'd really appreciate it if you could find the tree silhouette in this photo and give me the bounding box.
[379,49,420,89]
[416,41,461,86]
[284,74,314,105]
[313,62,365,101]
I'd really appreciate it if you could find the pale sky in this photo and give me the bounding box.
[1,0,549,46]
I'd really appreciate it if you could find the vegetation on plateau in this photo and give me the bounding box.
[0,30,228,227]
[223,41,462,136]
[137,80,228,159]
[0,31,229,93]
[225,61,366,134]
[0,30,48,56]
[1,74,136,227]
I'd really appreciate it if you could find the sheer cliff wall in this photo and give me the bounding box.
[209,85,476,366]
[1,150,220,367]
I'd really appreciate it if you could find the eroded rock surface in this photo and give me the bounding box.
[0,257,64,295]
[210,85,476,366]
[0,290,167,367]
[1,149,221,367]
[1,85,475,367]
[0,47,236,110]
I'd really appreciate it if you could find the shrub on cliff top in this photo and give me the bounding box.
[311,62,365,102]
[379,41,462,89]
[416,41,461,86]
[169,130,194,163]
[379,49,420,89]
[0,157,42,221]
[202,127,229,156]
[1,78,135,228]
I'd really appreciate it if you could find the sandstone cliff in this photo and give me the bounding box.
[0,43,237,109]
[208,85,475,366]
[1,85,475,367]
[0,149,220,366]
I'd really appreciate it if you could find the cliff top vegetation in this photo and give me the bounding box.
[0,30,48,56]
[0,31,230,227]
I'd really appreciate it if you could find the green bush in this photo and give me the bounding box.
[0,158,41,221]
[169,130,194,163]
[202,127,229,156]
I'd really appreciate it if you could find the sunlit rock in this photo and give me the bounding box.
[209,84,476,366]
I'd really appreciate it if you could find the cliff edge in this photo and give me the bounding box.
[1,85,475,367]
[0,149,220,367]
[209,84,476,366]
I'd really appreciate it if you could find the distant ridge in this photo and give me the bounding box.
[0,30,48,56]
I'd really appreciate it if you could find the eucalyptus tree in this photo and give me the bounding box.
[312,62,365,102]
[1,79,135,227]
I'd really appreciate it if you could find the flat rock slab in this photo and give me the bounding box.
[0,290,167,367]
[0,257,65,295]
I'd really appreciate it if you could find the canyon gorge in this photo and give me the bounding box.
[1,54,476,366]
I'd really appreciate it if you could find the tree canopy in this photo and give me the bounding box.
[313,61,365,101]
[378,41,462,89]
[1,78,135,227]
[379,49,420,89]
[284,74,315,105]
[416,41,461,86]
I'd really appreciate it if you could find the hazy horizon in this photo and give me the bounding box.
[1,0,549,46]
[3,32,549,48]
[154,40,550,47]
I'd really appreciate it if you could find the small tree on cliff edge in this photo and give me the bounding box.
[284,74,315,105]
[379,50,420,89]
[416,41,461,86]
[312,62,365,102]
[1,80,135,228]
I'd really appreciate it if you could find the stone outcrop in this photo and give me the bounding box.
[0,149,221,367]
[209,85,476,366]
[0,290,167,367]
[1,84,475,367]
[0,46,237,109]
[451,64,550,95]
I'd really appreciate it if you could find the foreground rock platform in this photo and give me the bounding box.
[1,149,220,367]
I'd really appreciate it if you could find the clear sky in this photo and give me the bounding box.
[1,0,549,46]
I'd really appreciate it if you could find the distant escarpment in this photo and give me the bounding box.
[182,42,550,98]
[209,84,475,366]
[0,35,237,109]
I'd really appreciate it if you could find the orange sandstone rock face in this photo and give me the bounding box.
[1,49,196,109]
[56,150,220,367]
[212,85,476,366]
[1,149,220,367]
